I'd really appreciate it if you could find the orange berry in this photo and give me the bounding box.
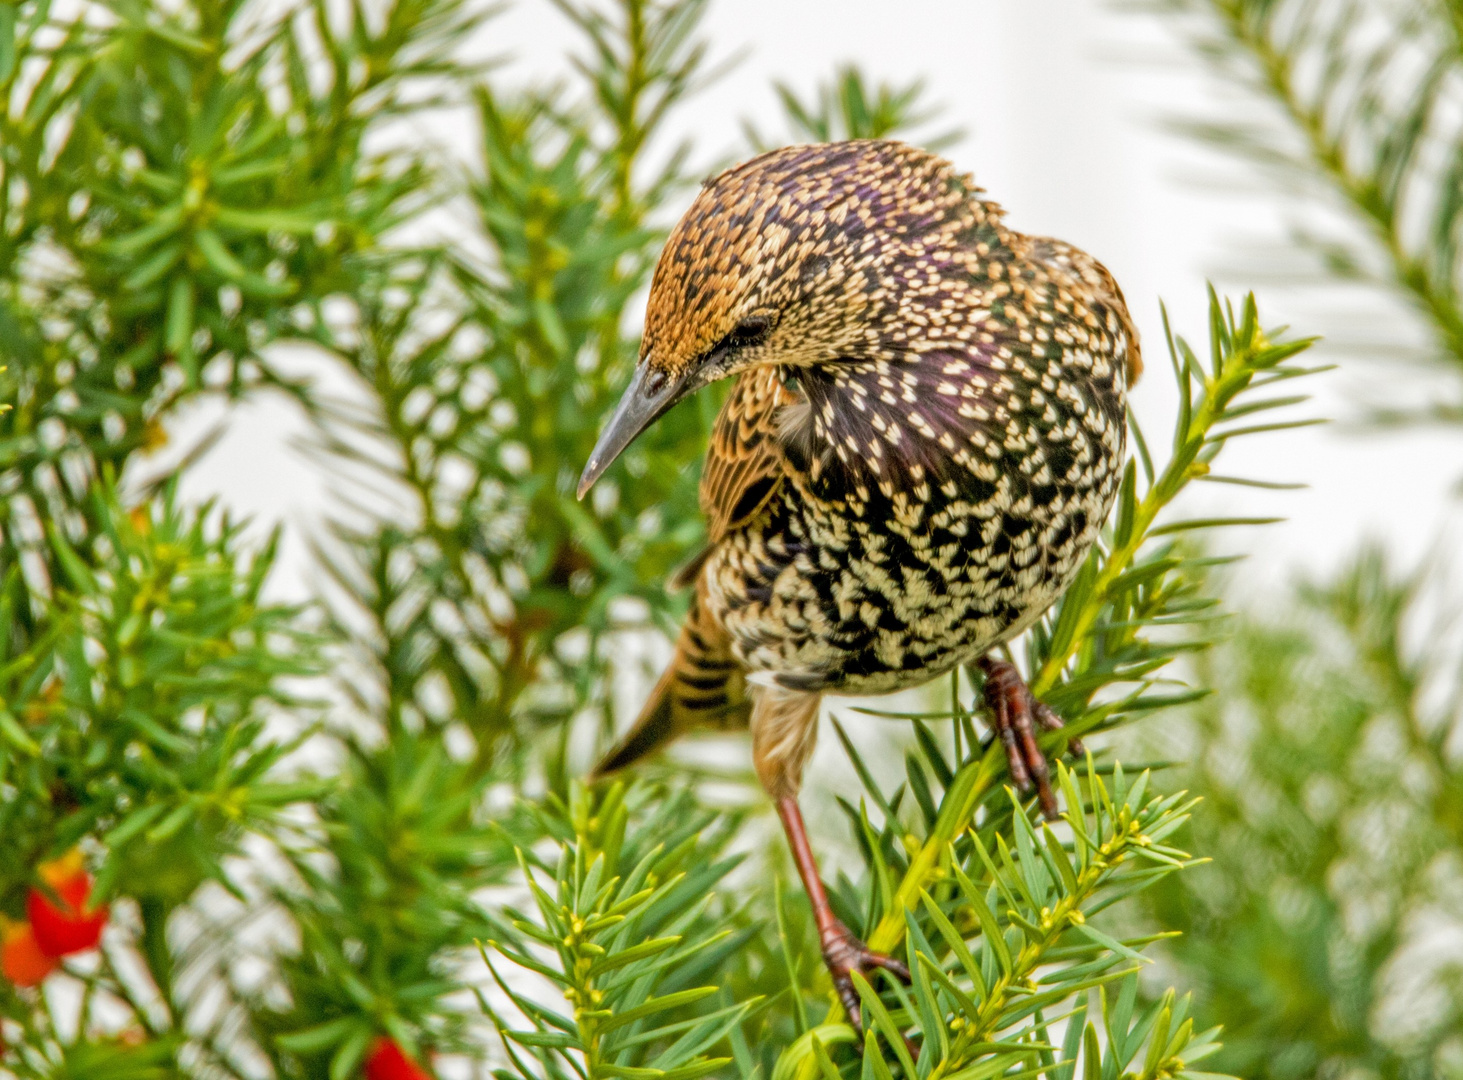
[28,850,108,958]
[1,920,58,986]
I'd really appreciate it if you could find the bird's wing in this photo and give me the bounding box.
[702,367,797,542]
[1088,261,1142,386]
[599,372,794,772]
[668,367,795,590]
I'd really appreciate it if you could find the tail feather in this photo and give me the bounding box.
[591,591,748,778]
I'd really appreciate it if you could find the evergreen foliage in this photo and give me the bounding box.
[1129,1,1463,1075]
[1140,550,1463,1079]
[1145,0,1463,422]
[0,0,1338,1078]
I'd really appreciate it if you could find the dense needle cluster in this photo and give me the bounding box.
[580,139,1140,1023]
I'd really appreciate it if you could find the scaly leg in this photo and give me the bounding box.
[775,794,910,1026]
[751,682,909,1029]
[977,656,1083,820]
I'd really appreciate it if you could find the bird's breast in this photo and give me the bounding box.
[703,338,1127,694]
[784,342,1124,518]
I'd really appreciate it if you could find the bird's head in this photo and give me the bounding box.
[578,139,978,498]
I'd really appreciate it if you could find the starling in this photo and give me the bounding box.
[578,140,1140,1022]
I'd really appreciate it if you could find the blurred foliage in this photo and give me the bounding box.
[0,0,496,1068]
[1135,549,1463,1079]
[1131,1,1463,1075]
[0,482,316,910]
[743,66,963,152]
[306,0,721,760]
[254,734,523,1080]
[0,0,466,576]
[1144,0,1463,426]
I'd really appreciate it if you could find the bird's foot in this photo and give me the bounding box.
[820,919,910,1029]
[978,656,1084,820]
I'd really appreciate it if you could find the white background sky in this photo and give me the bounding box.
[168,0,1463,610]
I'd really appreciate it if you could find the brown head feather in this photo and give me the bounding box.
[640,139,1005,387]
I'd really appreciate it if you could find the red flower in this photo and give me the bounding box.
[1,920,57,986]
[364,1036,432,1080]
[26,850,108,958]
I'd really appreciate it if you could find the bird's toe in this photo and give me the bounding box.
[978,656,1079,820]
[820,919,910,1030]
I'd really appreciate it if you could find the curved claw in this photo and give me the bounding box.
[978,657,1080,820]
[821,919,911,1029]
[1034,699,1085,759]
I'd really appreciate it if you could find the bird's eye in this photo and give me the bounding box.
[701,315,774,367]
[728,316,771,347]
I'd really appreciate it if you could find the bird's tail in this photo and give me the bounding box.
[591,591,749,777]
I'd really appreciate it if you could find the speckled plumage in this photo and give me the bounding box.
[594,139,1137,777]
[583,139,1139,1022]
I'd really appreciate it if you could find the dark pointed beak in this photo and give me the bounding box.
[578,364,689,499]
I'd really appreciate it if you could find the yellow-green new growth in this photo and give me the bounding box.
[857,290,1318,973]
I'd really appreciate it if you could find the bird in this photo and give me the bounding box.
[577,139,1140,1025]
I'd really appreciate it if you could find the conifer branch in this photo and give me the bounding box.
[851,290,1317,974]
[1148,0,1463,416]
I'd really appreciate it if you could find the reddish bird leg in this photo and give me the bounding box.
[977,656,1083,820]
[775,795,910,1027]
